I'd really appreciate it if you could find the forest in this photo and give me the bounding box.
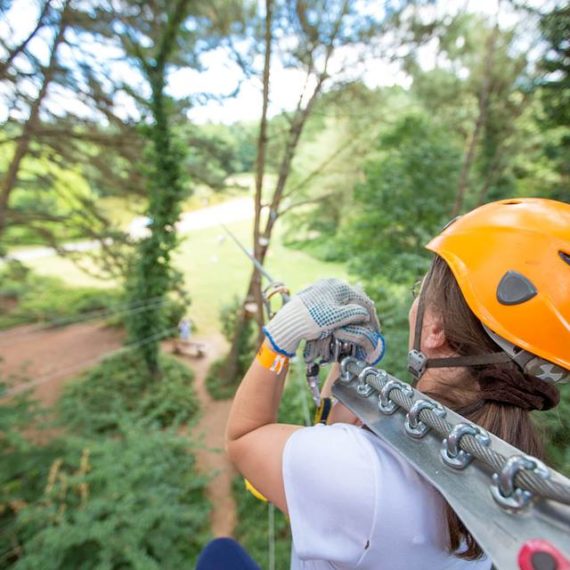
[0,0,568,568]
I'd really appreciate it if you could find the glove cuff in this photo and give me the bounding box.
[262,327,296,358]
[263,304,313,356]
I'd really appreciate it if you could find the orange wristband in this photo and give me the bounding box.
[256,342,289,375]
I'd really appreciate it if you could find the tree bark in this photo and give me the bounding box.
[450,26,498,217]
[222,0,274,384]
[252,0,274,335]
[0,0,71,238]
[125,0,192,377]
[222,0,349,384]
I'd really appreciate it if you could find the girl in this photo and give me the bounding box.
[205,198,569,569]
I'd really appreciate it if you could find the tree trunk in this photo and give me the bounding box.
[222,0,273,385]
[221,0,347,385]
[450,26,498,217]
[252,0,274,338]
[476,149,503,206]
[125,0,191,377]
[0,0,70,238]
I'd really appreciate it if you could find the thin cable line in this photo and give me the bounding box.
[3,326,178,397]
[0,294,172,338]
[268,503,275,570]
[0,297,178,348]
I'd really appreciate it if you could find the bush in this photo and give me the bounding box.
[0,383,65,567]
[538,387,570,476]
[1,350,209,569]
[205,297,256,400]
[219,296,256,373]
[10,424,211,570]
[58,352,199,436]
[204,358,236,401]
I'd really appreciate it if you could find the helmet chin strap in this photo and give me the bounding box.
[407,273,511,382]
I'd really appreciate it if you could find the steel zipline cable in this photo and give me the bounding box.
[0,295,179,348]
[3,326,178,398]
[341,357,570,507]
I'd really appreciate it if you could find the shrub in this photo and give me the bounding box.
[58,352,199,436]
[219,296,256,374]
[0,383,64,567]
[11,424,210,570]
[538,387,570,476]
[205,296,256,400]
[1,351,209,570]
[204,358,236,401]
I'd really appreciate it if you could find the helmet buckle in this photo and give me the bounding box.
[408,349,428,379]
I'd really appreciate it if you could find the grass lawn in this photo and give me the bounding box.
[20,218,349,335]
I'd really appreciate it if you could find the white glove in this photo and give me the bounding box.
[303,324,385,365]
[263,278,384,364]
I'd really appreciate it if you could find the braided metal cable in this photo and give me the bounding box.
[348,362,570,506]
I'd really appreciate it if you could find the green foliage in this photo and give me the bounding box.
[125,123,189,375]
[346,112,462,286]
[0,143,97,247]
[182,122,258,184]
[0,263,122,330]
[204,296,257,398]
[205,358,235,401]
[539,5,570,133]
[0,384,64,567]
[361,281,412,381]
[11,425,210,570]
[58,352,199,436]
[1,348,208,569]
[123,1,197,376]
[537,5,570,203]
[219,297,256,366]
[279,360,315,428]
[538,387,570,476]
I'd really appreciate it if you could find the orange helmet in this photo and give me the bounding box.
[426,198,570,382]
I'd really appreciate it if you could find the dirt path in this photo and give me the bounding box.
[0,322,124,405]
[172,333,238,538]
[0,322,238,538]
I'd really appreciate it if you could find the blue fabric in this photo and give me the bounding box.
[196,538,261,570]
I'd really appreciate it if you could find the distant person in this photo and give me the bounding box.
[178,318,192,343]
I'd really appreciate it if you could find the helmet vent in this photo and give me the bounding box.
[560,251,570,266]
[497,271,537,306]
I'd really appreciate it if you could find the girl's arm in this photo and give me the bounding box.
[225,340,300,514]
[225,279,383,514]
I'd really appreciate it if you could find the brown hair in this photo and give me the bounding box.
[421,256,552,560]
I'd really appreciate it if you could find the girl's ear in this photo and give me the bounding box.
[422,308,447,352]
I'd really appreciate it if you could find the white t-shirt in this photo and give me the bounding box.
[283,423,492,570]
